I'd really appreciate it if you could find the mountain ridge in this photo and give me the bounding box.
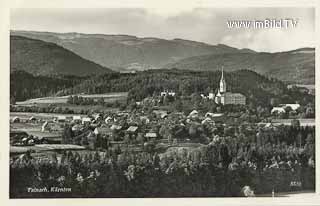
[164,48,315,84]
[10,30,315,84]
[10,35,113,76]
[11,30,256,71]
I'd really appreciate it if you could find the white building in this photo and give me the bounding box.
[41,121,49,132]
[280,104,300,111]
[271,107,286,114]
[73,116,81,123]
[161,90,176,97]
[57,116,66,122]
[82,117,92,124]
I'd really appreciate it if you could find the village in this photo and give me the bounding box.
[10,69,314,156]
[9,69,315,197]
[8,6,316,199]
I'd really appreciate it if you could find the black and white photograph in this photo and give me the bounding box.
[8,6,315,199]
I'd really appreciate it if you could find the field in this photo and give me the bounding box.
[295,84,315,90]
[271,118,315,126]
[10,112,76,121]
[294,84,315,95]
[16,92,128,105]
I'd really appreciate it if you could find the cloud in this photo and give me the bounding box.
[10,7,315,52]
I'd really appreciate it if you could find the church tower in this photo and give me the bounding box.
[219,67,226,93]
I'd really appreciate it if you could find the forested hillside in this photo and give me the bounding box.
[56,69,314,107]
[11,30,256,71]
[10,35,112,76]
[10,70,85,102]
[11,31,315,85]
[165,48,315,84]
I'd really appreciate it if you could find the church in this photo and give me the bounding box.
[210,68,246,105]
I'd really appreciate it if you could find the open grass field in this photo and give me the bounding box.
[10,112,76,121]
[271,118,315,126]
[16,92,128,105]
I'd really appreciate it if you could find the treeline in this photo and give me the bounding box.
[10,132,315,197]
[11,69,315,108]
[10,70,85,102]
[67,95,105,106]
[58,69,314,107]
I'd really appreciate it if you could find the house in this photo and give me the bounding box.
[94,113,102,121]
[145,132,157,139]
[12,116,20,123]
[153,110,168,118]
[140,116,150,124]
[205,112,224,118]
[126,126,138,133]
[200,94,207,99]
[72,124,84,132]
[105,116,114,124]
[271,107,286,114]
[160,113,168,119]
[201,117,215,125]
[57,116,67,122]
[160,90,176,97]
[73,116,81,123]
[208,92,215,100]
[41,121,49,132]
[29,116,36,121]
[188,110,199,118]
[280,104,300,111]
[94,127,112,136]
[82,117,91,124]
[110,124,122,131]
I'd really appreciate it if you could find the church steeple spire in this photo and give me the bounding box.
[221,67,224,79]
[219,67,226,93]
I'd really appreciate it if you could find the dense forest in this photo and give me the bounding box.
[10,69,314,109]
[10,35,112,76]
[165,48,315,84]
[10,70,86,102]
[11,125,315,197]
[57,69,314,107]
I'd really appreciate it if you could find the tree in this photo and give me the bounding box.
[10,96,16,105]
[62,125,73,144]
[291,119,300,128]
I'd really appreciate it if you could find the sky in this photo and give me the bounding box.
[10,7,315,52]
